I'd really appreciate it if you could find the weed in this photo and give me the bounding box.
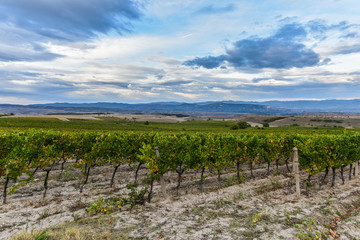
[293,217,326,240]
[225,172,247,187]
[319,205,332,216]
[270,177,282,189]
[255,183,268,195]
[34,230,50,240]
[233,190,245,201]
[59,167,79,182]
[86,184,147,216]
[212,199,232,209]
[38,209,51,220]
[12,229,51,240]
[87,196,124,216]
[126,183,147,206]
[73,214,83,221]
[255,177,282,195]
[273,170,280,176]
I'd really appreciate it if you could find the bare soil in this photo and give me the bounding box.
[1,160,360,239]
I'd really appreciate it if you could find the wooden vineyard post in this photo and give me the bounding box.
[292,150,296,172]
[355,160,359,178]
[293,148,301,199]
[155,147,167,199]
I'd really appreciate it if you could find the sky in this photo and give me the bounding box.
[1,0,360,104]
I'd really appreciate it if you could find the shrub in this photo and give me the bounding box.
[230,121,251,130]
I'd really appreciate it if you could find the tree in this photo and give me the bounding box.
[230,121,251,130]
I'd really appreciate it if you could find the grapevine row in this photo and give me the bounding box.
[1,130,360,203]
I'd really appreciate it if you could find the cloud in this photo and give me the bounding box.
[340,32,358,38]
[0,49,62,62]
[69,84,159,101]
[172,92,203,100]
[158,80,193,86]
[183,23,320,69]
[0,23,65,62]
[0,0,142,41]
[273,23,307,40]
[183,55,227,69]
[194,4,236,15]
[0,96,42,104]
[329,44,360,55]
[306,19,352,35]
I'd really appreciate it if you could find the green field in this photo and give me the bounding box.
[0,116,358,134]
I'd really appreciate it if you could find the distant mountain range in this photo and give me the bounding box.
[0,99,359,115]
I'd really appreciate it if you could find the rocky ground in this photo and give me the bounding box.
[1,161,360,240]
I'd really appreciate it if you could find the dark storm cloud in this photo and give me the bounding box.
[194,4,236,15]
[0,0,142,41]
[183,23,320,69]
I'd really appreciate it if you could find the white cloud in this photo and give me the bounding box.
[172,92,203,99]
[0,96,42,104]
[10,80,39,85]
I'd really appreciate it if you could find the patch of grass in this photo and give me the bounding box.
[233,189,245,201]
[255,183,268,195]
[11,229,51,240]
[190,206,207,216]
[237,229,262,240]
[34,230,51,240]
[319,205,333,216]
[38,209,51,220]
[270,177,282,189]
[59,167,80,182]
[283,208,304,226]
[229,210,272,239]
[273,170,281,176]
[255,177,282,195]
[225,173,246,187]
[12,215,133,240]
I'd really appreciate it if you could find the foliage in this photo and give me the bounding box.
[87,184,147,216]
[230,121,251,130]
[1,129,360,201]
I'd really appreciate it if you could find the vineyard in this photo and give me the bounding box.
[1,129,360,239]
[1,130,360,202]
